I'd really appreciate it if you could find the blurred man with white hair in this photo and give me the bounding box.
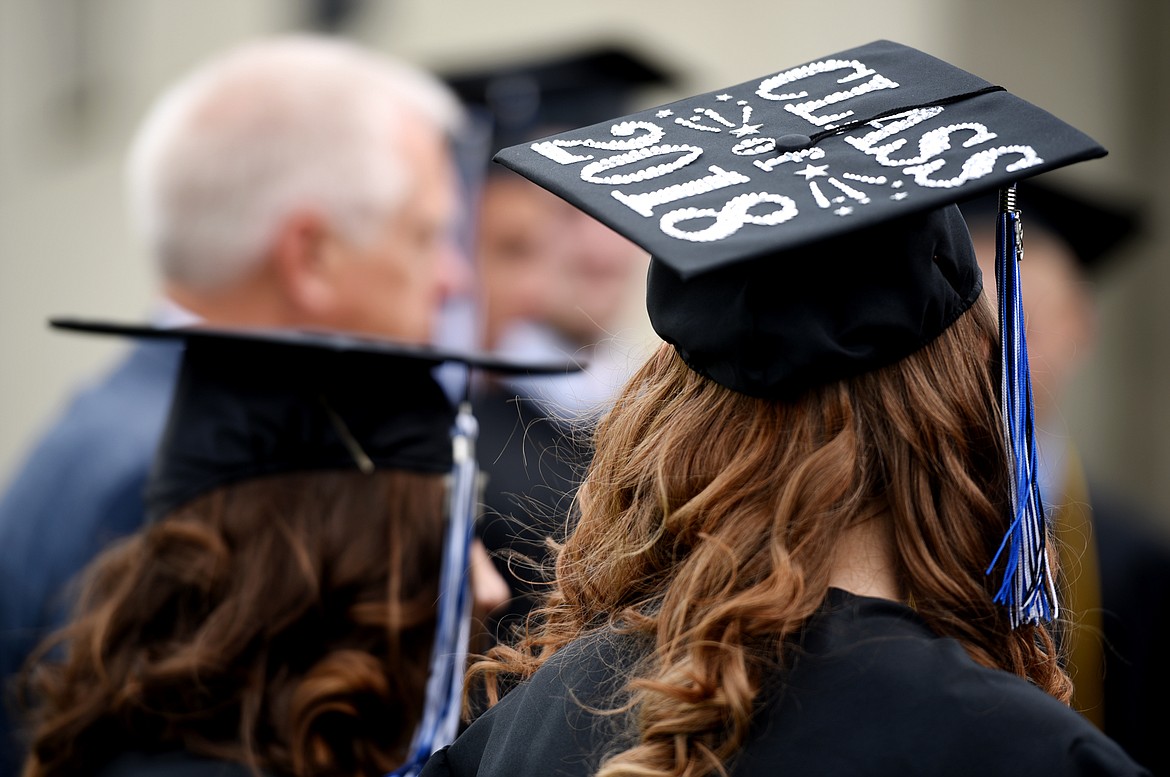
[128,35,467,339]
[0,35,498,770]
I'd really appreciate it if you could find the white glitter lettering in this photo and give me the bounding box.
[674,117,722,133]
[756,58,900,127]
[611,165,751,218]
[844,107,944,155]
[752,146,826,172]
[661,192,798,242]
[903,145,1044,188]
[675,107,738,133]
[580,144,703,185]
[848,115,999,168]
[732,137,777,156]
[826,177,870,204]
[809,181,832,208]
[530,121,666,165]
[697,108,736,127]
[841,172,887,184]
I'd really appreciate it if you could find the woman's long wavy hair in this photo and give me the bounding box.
[20,469,446,777]
[471,297,1069,777]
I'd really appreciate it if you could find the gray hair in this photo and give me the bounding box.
[127,35,463,290]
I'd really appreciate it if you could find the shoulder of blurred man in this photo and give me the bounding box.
[0,339,181,667]
[0,339,181,773]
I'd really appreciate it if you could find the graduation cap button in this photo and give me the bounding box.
[775,134,813,152]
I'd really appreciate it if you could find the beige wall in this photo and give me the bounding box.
[2,0,1166,531]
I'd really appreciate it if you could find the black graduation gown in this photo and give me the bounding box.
[473,386,590,636]
[93,751,261,777]
[1090,484,1170,775]
[423,589,1148,777]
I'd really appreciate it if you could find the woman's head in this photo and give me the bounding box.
[22,468,446,777]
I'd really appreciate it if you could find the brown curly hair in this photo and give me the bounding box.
[19,468,446,777]
[470,297,1069,777]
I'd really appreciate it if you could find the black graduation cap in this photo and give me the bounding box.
[51,317,581,768]
[50,319,577,522]
[494,39,1107,400]
[443,44,676,157]
[959,179,1141,273]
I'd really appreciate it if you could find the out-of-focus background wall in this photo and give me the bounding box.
[2,0,1167,532]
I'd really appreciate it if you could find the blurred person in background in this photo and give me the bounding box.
[444,47,672,636]
[0,34,496,772]
[962,182,1170,774]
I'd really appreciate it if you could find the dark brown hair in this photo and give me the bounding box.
[472,297,1068,777]
[20,469,445,777]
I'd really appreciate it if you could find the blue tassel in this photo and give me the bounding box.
[388,401,479,776]
[985,185,1057,628]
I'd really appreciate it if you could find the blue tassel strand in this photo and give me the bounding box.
[985,185,1058,628]
[389,402,479,776]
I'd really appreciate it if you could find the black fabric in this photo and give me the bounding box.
[647,204,981,398]
[424,590,1148,777]
[48,320,581,521]
[94,750,268,777]
[1090,483,1170,776]
[444,46,675,156]
[473,387,590,637]
[145,338,454,521]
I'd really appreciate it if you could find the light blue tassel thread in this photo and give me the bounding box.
[986,184,1058,627]
[389,401,479,776]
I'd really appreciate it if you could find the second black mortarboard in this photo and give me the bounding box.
[444,44,675,157]
[50,319,578,521]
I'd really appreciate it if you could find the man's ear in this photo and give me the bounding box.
[269,210,339,319]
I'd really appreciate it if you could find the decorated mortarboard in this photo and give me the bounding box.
[494,40,1109,628]
[50,317,579,776]
[960,178,1142,272]
[443,44,675,156]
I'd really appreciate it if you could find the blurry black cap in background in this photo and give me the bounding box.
[443,44,677,156]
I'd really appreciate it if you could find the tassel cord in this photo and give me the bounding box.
[985,204,1058,627]
[389,403,479,776]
